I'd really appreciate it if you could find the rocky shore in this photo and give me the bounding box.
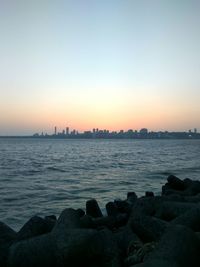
[2,175,200,267]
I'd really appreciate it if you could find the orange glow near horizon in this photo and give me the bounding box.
[1,85,200,134]
[2,81,200,132]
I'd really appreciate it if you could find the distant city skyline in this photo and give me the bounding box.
[1,126,198,139]
[0,125,199,137]
[35,125,199,136]
[1,0,200,135]
[0,123,200,137]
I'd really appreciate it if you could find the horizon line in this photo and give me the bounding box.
[0,127,199,137]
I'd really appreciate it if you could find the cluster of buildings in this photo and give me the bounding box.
[33,127,200,139]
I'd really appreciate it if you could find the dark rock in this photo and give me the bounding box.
[93,214,128,230]
[115,214,129,228]
[182,193,200,202]
[76,208,85,217]
[129,214,168,242]
[44,216,57,232]
[183,178,193,188]
[55,229,120,267]
[114,199,131,214]
[161,193,200,203]
[132,197,163,217]
[186,180,200,196]
[139,225,200,267]
[6,177,200,267]
[106,202,119,216]
[8,233,55,267]
[155,201,198,221]
[0,222,17,245]
[127,192,137,204]
[172,207,200,231]
[167,175,185,191]
[162,193,185,202]
[86,199,103,218]
[162,177,200,197]
[17,216,52,241]
[162,183,179,196]
[93,216,116,230]
[0,222,17,267]
[45,215,56,221]
[8,228,120,267]
[80,215,95,228]
[114,226,142,254]
[145,192,154,197]
[53,208,82,231]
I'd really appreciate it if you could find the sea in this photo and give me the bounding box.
[0,138,200,231]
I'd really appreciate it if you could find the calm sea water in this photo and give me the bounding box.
[0,138,200,230]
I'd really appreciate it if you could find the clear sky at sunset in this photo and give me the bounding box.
[0,0,200,135]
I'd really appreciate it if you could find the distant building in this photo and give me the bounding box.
[140,128,148,134]
[54,126,57,135]
[71,129,76,135]
[139,128,148,138]
[66,127,69,135]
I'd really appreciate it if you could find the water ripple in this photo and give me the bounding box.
[0,138,200,230]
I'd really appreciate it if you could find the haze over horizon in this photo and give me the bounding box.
[1,0,200,135]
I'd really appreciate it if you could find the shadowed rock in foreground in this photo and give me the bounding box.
[1,175,200,267]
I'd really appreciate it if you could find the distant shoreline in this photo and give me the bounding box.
[1,127,200,140]
[0,135,200,140]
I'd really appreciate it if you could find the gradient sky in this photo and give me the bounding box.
[0,0,200,135]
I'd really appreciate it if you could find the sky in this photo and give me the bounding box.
[0,0,200,135]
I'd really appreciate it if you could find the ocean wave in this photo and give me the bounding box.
[1,139,200,230]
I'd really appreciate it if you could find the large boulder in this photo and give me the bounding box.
[127,192,138,205]
[0,222,17,267]
[167,175,185,191]
[106,202,120,217]
[8,228,120,267]
[17,216,55,241]
[172,207,200,231]
[86,199,103,218]
[80,215,95,229]
[131,197,162,217]
[162,176,200,197]
[113,225,142,254]
[0,222,17,245]
[128,214,168,242]
[155,201,198,221]
[53,208,82,231]
[185,180,200,196]
[114,199,131,214]
[135,225,200,267]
